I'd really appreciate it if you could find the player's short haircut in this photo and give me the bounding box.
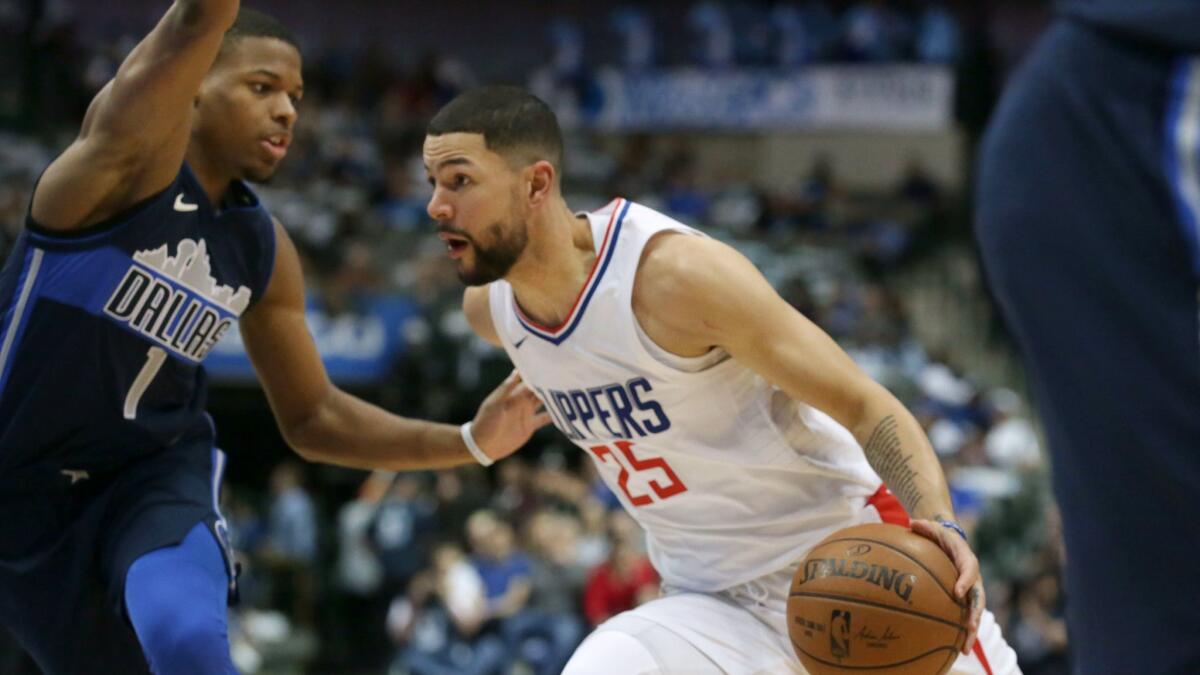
[219,8,299,56]
[427,86,564,172]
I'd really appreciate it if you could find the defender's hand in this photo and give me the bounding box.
[471,371,552,462]
[910,519,984,655]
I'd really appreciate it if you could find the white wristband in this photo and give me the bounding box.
[460,422,494,467]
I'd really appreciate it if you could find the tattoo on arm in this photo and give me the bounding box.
[862,415,924,514]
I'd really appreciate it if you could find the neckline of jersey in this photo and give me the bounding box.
[512,198,629,344]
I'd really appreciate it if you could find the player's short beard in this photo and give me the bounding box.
[453,219,529,286]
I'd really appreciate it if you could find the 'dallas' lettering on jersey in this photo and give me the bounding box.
[103,239,251,363]
[534,377,671,442]
[798,558,918,603]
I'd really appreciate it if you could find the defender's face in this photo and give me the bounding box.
[424,132,531,286]
[194,37,303,182]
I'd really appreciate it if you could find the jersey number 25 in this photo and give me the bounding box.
[588,441,687,507]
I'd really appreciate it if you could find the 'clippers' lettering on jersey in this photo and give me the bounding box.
[539,377,672,442]
[103,238,251,363]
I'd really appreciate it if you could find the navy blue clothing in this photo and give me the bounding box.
[976,19,1200,675]
[0,163,275,477]
[1059,0,1200,52]
[473,553,533,601]
[0,164,274,673]
[0,437,236,673]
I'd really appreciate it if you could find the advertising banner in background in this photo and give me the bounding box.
[576,66,953,132]
[206,294,419,385]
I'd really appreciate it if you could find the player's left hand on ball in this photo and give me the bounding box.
[470,370,553,462]
[910,519,984,656]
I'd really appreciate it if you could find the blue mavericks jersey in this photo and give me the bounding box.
[1059,0,1200,52]
[0,164,275,481]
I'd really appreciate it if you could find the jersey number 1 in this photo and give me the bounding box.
[588,440,687,507]
[124,347,166,420]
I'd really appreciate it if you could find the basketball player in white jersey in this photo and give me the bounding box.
[425,87,1021,674]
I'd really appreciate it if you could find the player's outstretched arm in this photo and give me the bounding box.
[32,0,239,231]
[239,221,551,471]
[634,233,983,653]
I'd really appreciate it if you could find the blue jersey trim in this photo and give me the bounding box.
[0,247,45,402]
[1165,57,1200,276]
[36,246,132,314]
[517,200,630,346]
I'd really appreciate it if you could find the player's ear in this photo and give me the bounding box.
[526,160,555,207]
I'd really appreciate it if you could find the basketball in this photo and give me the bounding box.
[787,523,968,675]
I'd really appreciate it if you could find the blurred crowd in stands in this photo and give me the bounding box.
[0,1,1067,673]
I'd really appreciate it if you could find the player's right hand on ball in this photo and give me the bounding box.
[471,370,553,462]
[910,519,984,656]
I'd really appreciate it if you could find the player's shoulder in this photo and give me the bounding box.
[463,284,491,314]
[636,231,738,301]
[463,284,500,346]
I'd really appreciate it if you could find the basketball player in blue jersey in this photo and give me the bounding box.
[422,87,1020,674]
[0,3,549,673]
[976,2,1200,673]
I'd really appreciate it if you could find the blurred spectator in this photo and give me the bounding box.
[497,510,588,674]
[464,510,584,674]
[609,7,656,71]
[433,469,490,540]
[688,1,735,68]
[524,511,589,619]
[575,497,614,568]
[265,462,318,628]
[899,158,942,209]
[840,0,909,62]
[490,458,540,523]
[268,463,319,561]
[984,389,1042,470]
[1009,574,1068,675]
[771,2,839,67]
[915,4,963,64]
[791,155,842,232]
[529,19,603,129]
[660,144,711,224]
[466,511,533,623]
[770,4,811,67]
[372,473,438,595]
[582,537,659,628]
[332,472,391,669]
[388,542,507,675]
[375,159,429,232]
[223,486,269,609]
[604,134,658,203]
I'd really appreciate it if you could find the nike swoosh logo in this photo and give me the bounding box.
[174,193,198,212]
[514,337,528,349]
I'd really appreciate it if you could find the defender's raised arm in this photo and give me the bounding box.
[32,0,240,231]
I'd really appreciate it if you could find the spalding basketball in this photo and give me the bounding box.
[787,523,967,675]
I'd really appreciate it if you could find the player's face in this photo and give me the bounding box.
[423,133,530,286]
[194,37,303,183]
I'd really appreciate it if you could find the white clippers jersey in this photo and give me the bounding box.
[488,199,884,592]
